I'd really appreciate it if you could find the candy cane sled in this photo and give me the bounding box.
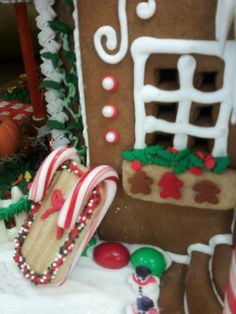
[14,146,119,286]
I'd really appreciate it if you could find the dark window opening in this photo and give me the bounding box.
[194,71,218,91]
[155,68,179,90]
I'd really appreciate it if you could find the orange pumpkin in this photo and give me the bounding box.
[0,116,21,156]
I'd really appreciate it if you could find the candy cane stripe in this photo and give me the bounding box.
[57,165,119,229]
[29,146,79,202]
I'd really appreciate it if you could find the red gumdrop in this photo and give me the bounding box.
[93,242,130,269]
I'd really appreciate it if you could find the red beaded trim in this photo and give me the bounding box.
[14,164,101,285]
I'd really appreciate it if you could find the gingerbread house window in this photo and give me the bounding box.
[131,38,235,157]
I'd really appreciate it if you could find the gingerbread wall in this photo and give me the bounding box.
[74,0,234,253]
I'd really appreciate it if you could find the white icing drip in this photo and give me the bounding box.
[231,208,236,233]
[131,37,236,156]
[184,293,189,314]
[209,256,224,307]
[72,0,90,166]
[136,0,157,19]
[224,297,231,314]
[93,0,128,64]
[216,0,236,55]
[34,0,69,149]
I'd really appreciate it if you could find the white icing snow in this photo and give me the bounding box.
[0,248,135,314]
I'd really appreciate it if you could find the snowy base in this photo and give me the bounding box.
[0,244,136,314]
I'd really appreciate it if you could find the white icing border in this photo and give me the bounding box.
[72,0,90,166]
[216,0,236,55]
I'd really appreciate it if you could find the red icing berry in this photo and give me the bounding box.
[131,160,142,171]
[158,172,183,200]
[166,146,179,154]
[190,166,203,176]
[93,242,130,269]
[204,155,215,169]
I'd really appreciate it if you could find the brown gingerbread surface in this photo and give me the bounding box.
[51,1,235,312]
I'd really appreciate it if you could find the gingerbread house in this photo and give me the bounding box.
[70,0,236,253]
[1,1,236,313]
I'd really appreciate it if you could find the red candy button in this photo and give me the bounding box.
[93,242,130,269]
[102,75,118,92]
[105,129,120,144]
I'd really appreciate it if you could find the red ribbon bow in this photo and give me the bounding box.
[41,189,65,240]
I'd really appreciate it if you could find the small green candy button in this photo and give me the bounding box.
[131,247,166,276]
[82,237,97,256]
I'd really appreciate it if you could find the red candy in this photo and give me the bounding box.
[93,242,130,269]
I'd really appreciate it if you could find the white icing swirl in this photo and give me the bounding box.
[93,0,128,64]
[136,0,157,19]
[93,0,157,64]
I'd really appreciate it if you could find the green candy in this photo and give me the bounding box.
[82,237,97,256]
[131,247,166,276]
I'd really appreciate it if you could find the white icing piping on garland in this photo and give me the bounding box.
[93,0,157,64]
[34,0,70,149]
[72,0,90,166]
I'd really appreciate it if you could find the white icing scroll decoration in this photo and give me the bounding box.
[131,37,236,157]
[216,0,236,55]
[93,0,128,64]
[136,0,157,19]
[94,0,157,64]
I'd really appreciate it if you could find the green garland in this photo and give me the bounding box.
[39,6,86,163]
[0,197,31,221]
[122,145,230,174]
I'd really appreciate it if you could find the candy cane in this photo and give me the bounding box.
[57,165,119,229]
[29,146,80,203]
[57,177,118,286]
[224,249,236,314]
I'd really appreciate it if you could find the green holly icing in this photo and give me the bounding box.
[122,145,230,174]
[0,197,31,221]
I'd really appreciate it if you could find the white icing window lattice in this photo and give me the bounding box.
[131,38,236,157]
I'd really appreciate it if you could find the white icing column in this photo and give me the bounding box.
[131,38,236,157]
[173,55,196,150]
[216,0,236,54]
